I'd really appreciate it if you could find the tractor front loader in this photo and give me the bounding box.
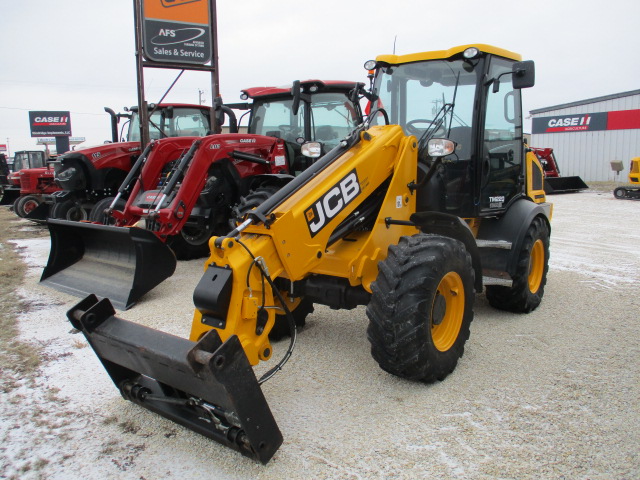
[42,80,364,310]
[67,45,551,464]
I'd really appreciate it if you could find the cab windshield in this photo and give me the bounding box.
[249,92,359,149]
[372,59,480,161]
[128,107,210,142]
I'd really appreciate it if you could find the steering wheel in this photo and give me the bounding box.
[278,125,301,141]
[405,119,445,138]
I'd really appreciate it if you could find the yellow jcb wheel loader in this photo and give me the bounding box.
[66,44,552,464]
[613,157,640,199]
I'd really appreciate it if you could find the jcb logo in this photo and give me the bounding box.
[305,169,360,237]
[161,0,201,7]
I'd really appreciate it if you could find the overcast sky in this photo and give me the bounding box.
[1,0,639,155]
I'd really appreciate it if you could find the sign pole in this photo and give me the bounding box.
[209,0,220,134]
[134,0,150,148]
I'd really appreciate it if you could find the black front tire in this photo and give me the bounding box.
[270,297,314,341]
[14,195,41,218]
[366,234,475,382]
[50,199,88,221]
[613,187,627,199]
[485,216,550,313]
[166,224,213,260]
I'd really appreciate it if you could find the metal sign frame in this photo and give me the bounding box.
[133,0,220,147]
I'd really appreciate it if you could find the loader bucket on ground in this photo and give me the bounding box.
[544,176,588,194]
[67,295,283,464]
[41,219,176,310]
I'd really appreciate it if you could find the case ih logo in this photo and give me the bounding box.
[532,109,640,134]
[305,169,360,238]
[29,111,72,137]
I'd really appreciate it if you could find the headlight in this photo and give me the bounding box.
[301,142,322,159]
[427,139,456,157]
[363,60,377,70]
[56,167,77,182]
[463,47,480,59]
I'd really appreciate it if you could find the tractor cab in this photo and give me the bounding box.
[368,45,535,218]
[231,80,364,173]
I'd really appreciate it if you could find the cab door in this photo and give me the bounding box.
[479,56,525,213]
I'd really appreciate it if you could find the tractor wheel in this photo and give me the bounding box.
[231,183,282,226]
[89,197,126,224]
[366,234,475,382]
[14,195,42,218]
[166,223,213,260]
[486,216,550,313]
[270,297,314,341]
[613,187,628,200]
[51,199,88,221]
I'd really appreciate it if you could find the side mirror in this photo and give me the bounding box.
[512,60,535,89]
[291,80,301,116]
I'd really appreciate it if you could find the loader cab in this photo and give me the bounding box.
[238,80,364,173]
[369,45,534,218]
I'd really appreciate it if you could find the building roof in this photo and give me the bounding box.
[530,89,640,115]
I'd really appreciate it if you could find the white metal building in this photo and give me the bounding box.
[529,90,640,182]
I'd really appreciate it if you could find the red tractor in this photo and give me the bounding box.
[11,163,60,218]
[530,147,588,194]
[1,150,52,210]
[42,80,364,309]
[46,103,215,221]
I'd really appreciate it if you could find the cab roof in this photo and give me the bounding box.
[241,80,363,99]
[376,44,522,65]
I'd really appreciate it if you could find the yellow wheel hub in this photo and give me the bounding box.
[431,272,465,352]
[528,239,545,294]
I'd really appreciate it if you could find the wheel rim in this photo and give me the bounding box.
[67,206,87,221]
[528,239,545,294]
[181,225,211,246]
[23,199,39,215]
[431,272,465,352]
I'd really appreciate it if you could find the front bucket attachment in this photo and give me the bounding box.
[544,176,588,194]
[67,295,283,464]
[41,219,176,310]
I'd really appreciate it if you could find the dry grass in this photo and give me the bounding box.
[0,207,49,384]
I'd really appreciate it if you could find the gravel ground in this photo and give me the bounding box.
[0,188,638,479]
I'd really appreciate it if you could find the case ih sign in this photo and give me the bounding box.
[142,0,212,64]
[29,111,72,137]
[532,109,640,134]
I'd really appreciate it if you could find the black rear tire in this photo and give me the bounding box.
[88,197,126,224]
[51,199,88,221]
[366,234,475,382]
[485,216,550,313]
[231,183,282,226]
